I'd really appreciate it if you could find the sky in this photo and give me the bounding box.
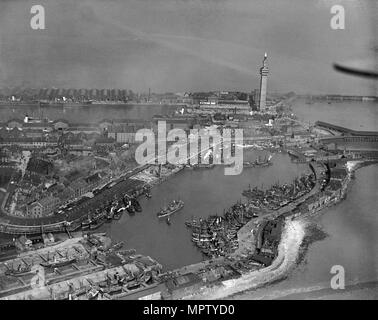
[0,0,376,94]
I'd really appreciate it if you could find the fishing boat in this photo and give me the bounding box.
[103,285,123,295]
[244,155,273,168]
[127,203,135,215]
[69,286,88,299]
[113,209,123,220]
[242,161,256,168]
[40,255,76,268]
[111,241,124,251]
[131,198,142,212]
[255,155,273,167]
[117,249,136,256]
[126,280,140,290]
[157,199,184,218]
[87,287,100,300]
[106,206,115,221]
[89,218,106,230]
[5,264,32,277]
[81,216,92,230]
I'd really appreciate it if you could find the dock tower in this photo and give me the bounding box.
[258,52,269,110]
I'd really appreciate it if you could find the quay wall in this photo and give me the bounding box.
[0,165,185,235]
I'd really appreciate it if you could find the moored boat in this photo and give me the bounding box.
[131,198,142,212]
[89,218,106,230]
[5,264,32,277]
[40,256,76,268]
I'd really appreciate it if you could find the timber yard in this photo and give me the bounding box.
[0,55,377,300]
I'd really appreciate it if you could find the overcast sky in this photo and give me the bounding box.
[0,0,376,94]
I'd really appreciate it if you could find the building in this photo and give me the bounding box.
[6,119,23,129]
[23,122,53,132]
[153,115,196,131]
[53,119,70,131]
[42,233,55,245]
[69,179,88,198]
[107,121,152,144]
[163,273,203,299]
[27,196,60,217]
[0,137,58,149]
[26,158,53,175]
[258,53,269,111]
[85,172,103,189]
[95,136,116,147]
[68,123,101,135]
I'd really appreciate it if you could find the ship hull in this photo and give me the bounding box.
[40,258,76,268]
[157,205,183,218]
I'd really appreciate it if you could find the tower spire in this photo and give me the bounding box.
[258,52,269,111]
[263,52,268,66]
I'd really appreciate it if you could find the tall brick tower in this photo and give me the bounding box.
[258,52,269,110]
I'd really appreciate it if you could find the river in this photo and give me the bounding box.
[0,104,178,123]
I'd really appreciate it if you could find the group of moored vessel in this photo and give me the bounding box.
[186,172,316,258]
[81,194,142,231]
[243,155,273,168]
[185,202,254,258]
[242,173,315,210]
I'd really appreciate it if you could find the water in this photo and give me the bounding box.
[291,99,378,131]
[0,104,178,123]
[105,152,308,270]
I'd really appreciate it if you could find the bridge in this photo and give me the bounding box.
[299,94,377,102]
[315,121,378,152]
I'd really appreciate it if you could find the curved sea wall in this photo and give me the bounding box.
[183,219,307,300]
[181,161,366,299]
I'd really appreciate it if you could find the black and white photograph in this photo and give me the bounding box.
[0,0,377,306]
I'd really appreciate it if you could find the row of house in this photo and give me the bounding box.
[0,88,134,102]
[26,171,105,217]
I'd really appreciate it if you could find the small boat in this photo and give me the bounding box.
[157,199,184,218]
[145,192,152,199]
[166,217,171,225]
